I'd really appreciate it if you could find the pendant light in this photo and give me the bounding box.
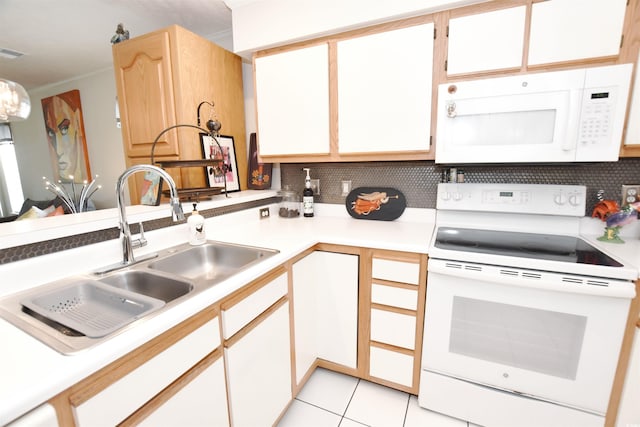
[0,79,31,122]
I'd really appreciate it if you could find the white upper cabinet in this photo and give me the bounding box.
[447,6,526,75]
[254,43,330,156]
[528,0,627,66]
[337,23,434,153]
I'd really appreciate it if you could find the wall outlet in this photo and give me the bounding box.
[311,179,320,195]
[341,180,352,196]
[259,207,270,219]
[621,184,640,206]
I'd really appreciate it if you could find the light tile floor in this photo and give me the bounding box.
[278,368,472,427]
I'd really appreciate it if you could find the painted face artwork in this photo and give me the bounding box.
[41,90,90,183]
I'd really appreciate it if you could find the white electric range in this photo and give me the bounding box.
[419,183,636,427]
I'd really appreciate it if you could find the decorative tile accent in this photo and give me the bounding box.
[0,197,278,265]
[282,159,640,214]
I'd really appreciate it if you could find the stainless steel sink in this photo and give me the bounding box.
[99,270,193,303]
[148,241,279,281]
[0,240,279,354]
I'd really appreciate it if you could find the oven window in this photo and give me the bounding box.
[449,296,586,380]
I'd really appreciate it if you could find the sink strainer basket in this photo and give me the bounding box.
[21,281,165,338]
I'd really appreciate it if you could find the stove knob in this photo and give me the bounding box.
[453,192,463,201]
[569,194,581,206]
[441,191,451,201]
[554,193,567,205]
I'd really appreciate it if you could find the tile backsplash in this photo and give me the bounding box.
[281,159,640,215]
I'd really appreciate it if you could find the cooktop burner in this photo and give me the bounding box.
[435,227,623,267]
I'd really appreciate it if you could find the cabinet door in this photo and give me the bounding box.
[254,44,330,156]
[113,30,179,158]
[337,23,434,153]
[292,251,359,384]
[528,0,627,66]
[74,318,219,427]
[447,6,526,75]
[225,302,292,427]
[138,356,229,427]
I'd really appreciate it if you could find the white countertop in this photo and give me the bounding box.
[3,199,640,424]
[0,201,435,424]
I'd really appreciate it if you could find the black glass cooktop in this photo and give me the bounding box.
[435,227,623,267]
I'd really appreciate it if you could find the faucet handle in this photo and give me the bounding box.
[132,222,148,249]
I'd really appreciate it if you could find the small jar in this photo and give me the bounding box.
[278,188,301,218]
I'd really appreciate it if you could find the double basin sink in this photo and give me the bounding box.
[0,241,279,354]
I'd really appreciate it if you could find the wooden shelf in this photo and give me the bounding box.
[155,159,222,168]
[155,158,225,201]
[162,186,224,201]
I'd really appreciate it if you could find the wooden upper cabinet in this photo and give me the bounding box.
[113,31,179,159]
[113,25,247,202]
[254,44,331,157]
[528,0,627,66]
[337,23,434,155]
[447,6,526,75]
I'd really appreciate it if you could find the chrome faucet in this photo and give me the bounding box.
[96,164,184,274]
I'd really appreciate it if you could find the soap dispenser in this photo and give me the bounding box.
[302,168,314,217]
[187,203,206,245]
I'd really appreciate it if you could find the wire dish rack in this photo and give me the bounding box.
[21,281,165,338]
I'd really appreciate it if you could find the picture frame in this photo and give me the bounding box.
[200,133,240,192]
[41,89,92,184]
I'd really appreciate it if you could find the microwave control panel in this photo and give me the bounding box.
[579,86,616,147]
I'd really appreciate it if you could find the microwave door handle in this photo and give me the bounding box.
[560,91,582,151]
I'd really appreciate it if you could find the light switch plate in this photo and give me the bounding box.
[621,184,640,206]
[341,180,352,196]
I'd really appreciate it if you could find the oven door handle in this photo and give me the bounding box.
[428,259,636,299]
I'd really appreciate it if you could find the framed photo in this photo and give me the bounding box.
[200,134,240,192]
[41,89,92,184]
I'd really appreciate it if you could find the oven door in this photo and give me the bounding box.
[422,258,633,415]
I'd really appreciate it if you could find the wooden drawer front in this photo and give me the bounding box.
[75,318,219,427]
[369,346,414,387]
[372,258,420,285]
[371,283,417,310]
[222,272,288,339]
[370,308,416,350]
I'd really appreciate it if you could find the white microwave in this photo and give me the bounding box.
[435,64,633,164]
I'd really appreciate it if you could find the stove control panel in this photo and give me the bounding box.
[437,183,586,216]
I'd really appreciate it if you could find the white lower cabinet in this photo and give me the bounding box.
[370,308,416,350]
[225,302,292,427]
[138,356,229,427]
[366,252,426,391]
[292,251,359,384]
[74,318,220,427]
[369,346,414,387]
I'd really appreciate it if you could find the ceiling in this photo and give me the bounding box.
[0,0,233,90]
